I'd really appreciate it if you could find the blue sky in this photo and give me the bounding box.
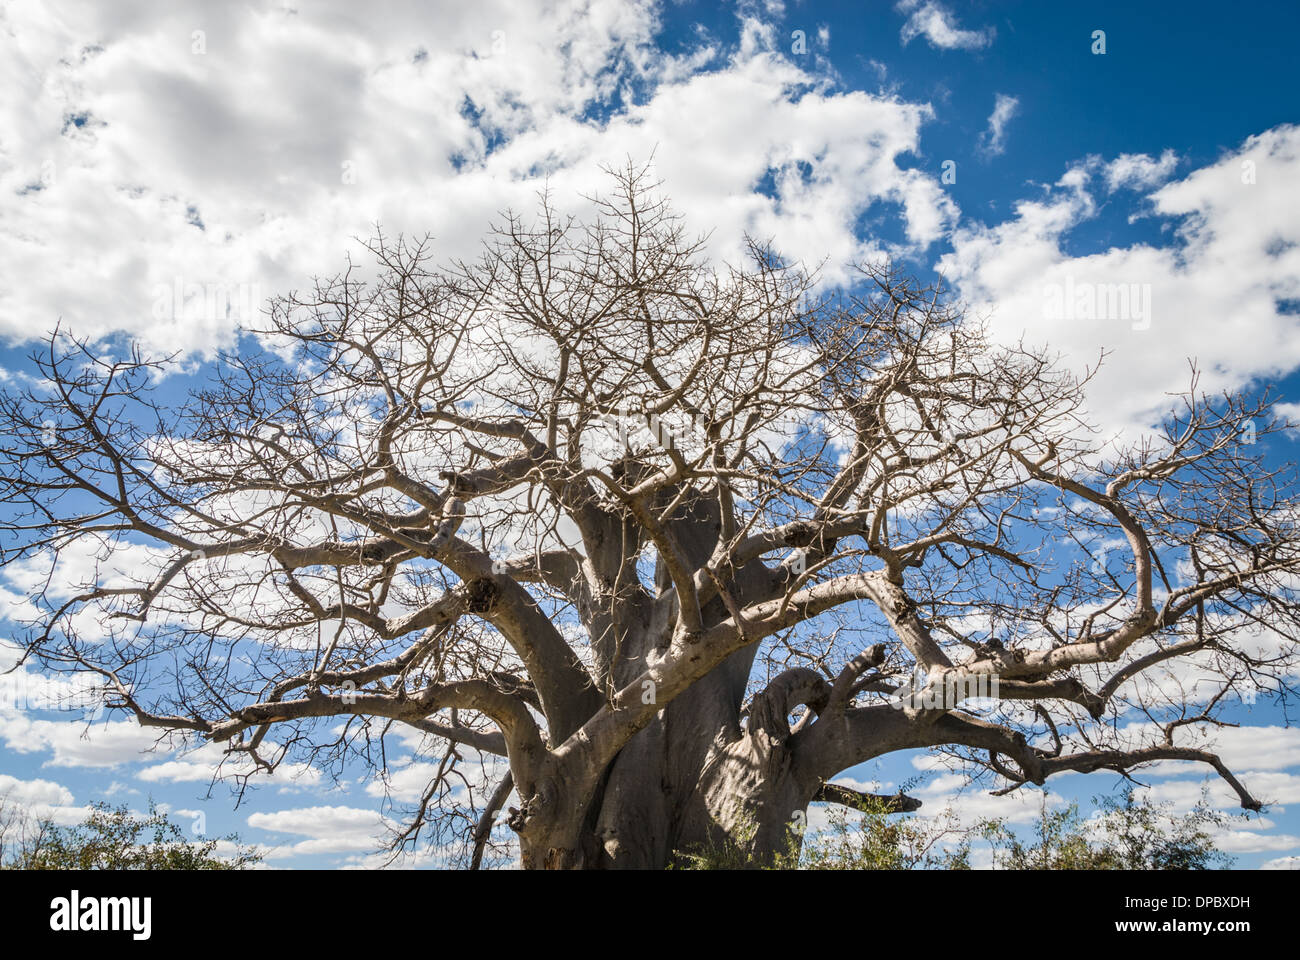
[1,0,1299,867]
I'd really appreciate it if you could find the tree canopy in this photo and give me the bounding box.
[2,165,1297,868]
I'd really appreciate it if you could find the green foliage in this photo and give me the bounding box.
[666,785,1235,871]
[3,800,263,870]
[976,788,1234,871]
[670,811,803,870]
[800,795,972,870]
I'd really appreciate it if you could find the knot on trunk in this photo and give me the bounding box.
[505,804,529,832]
[781,521,815,547]
[359,540,395,564]
[746,667,831,743]
[465,577,500,614]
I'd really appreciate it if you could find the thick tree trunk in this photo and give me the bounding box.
[519,672,814,870]
[515,496,818,869]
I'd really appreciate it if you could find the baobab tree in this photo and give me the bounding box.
[2,166,1298,869]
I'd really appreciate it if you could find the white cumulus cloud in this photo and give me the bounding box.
[896,0,994,51]
[978,92,1019,156]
